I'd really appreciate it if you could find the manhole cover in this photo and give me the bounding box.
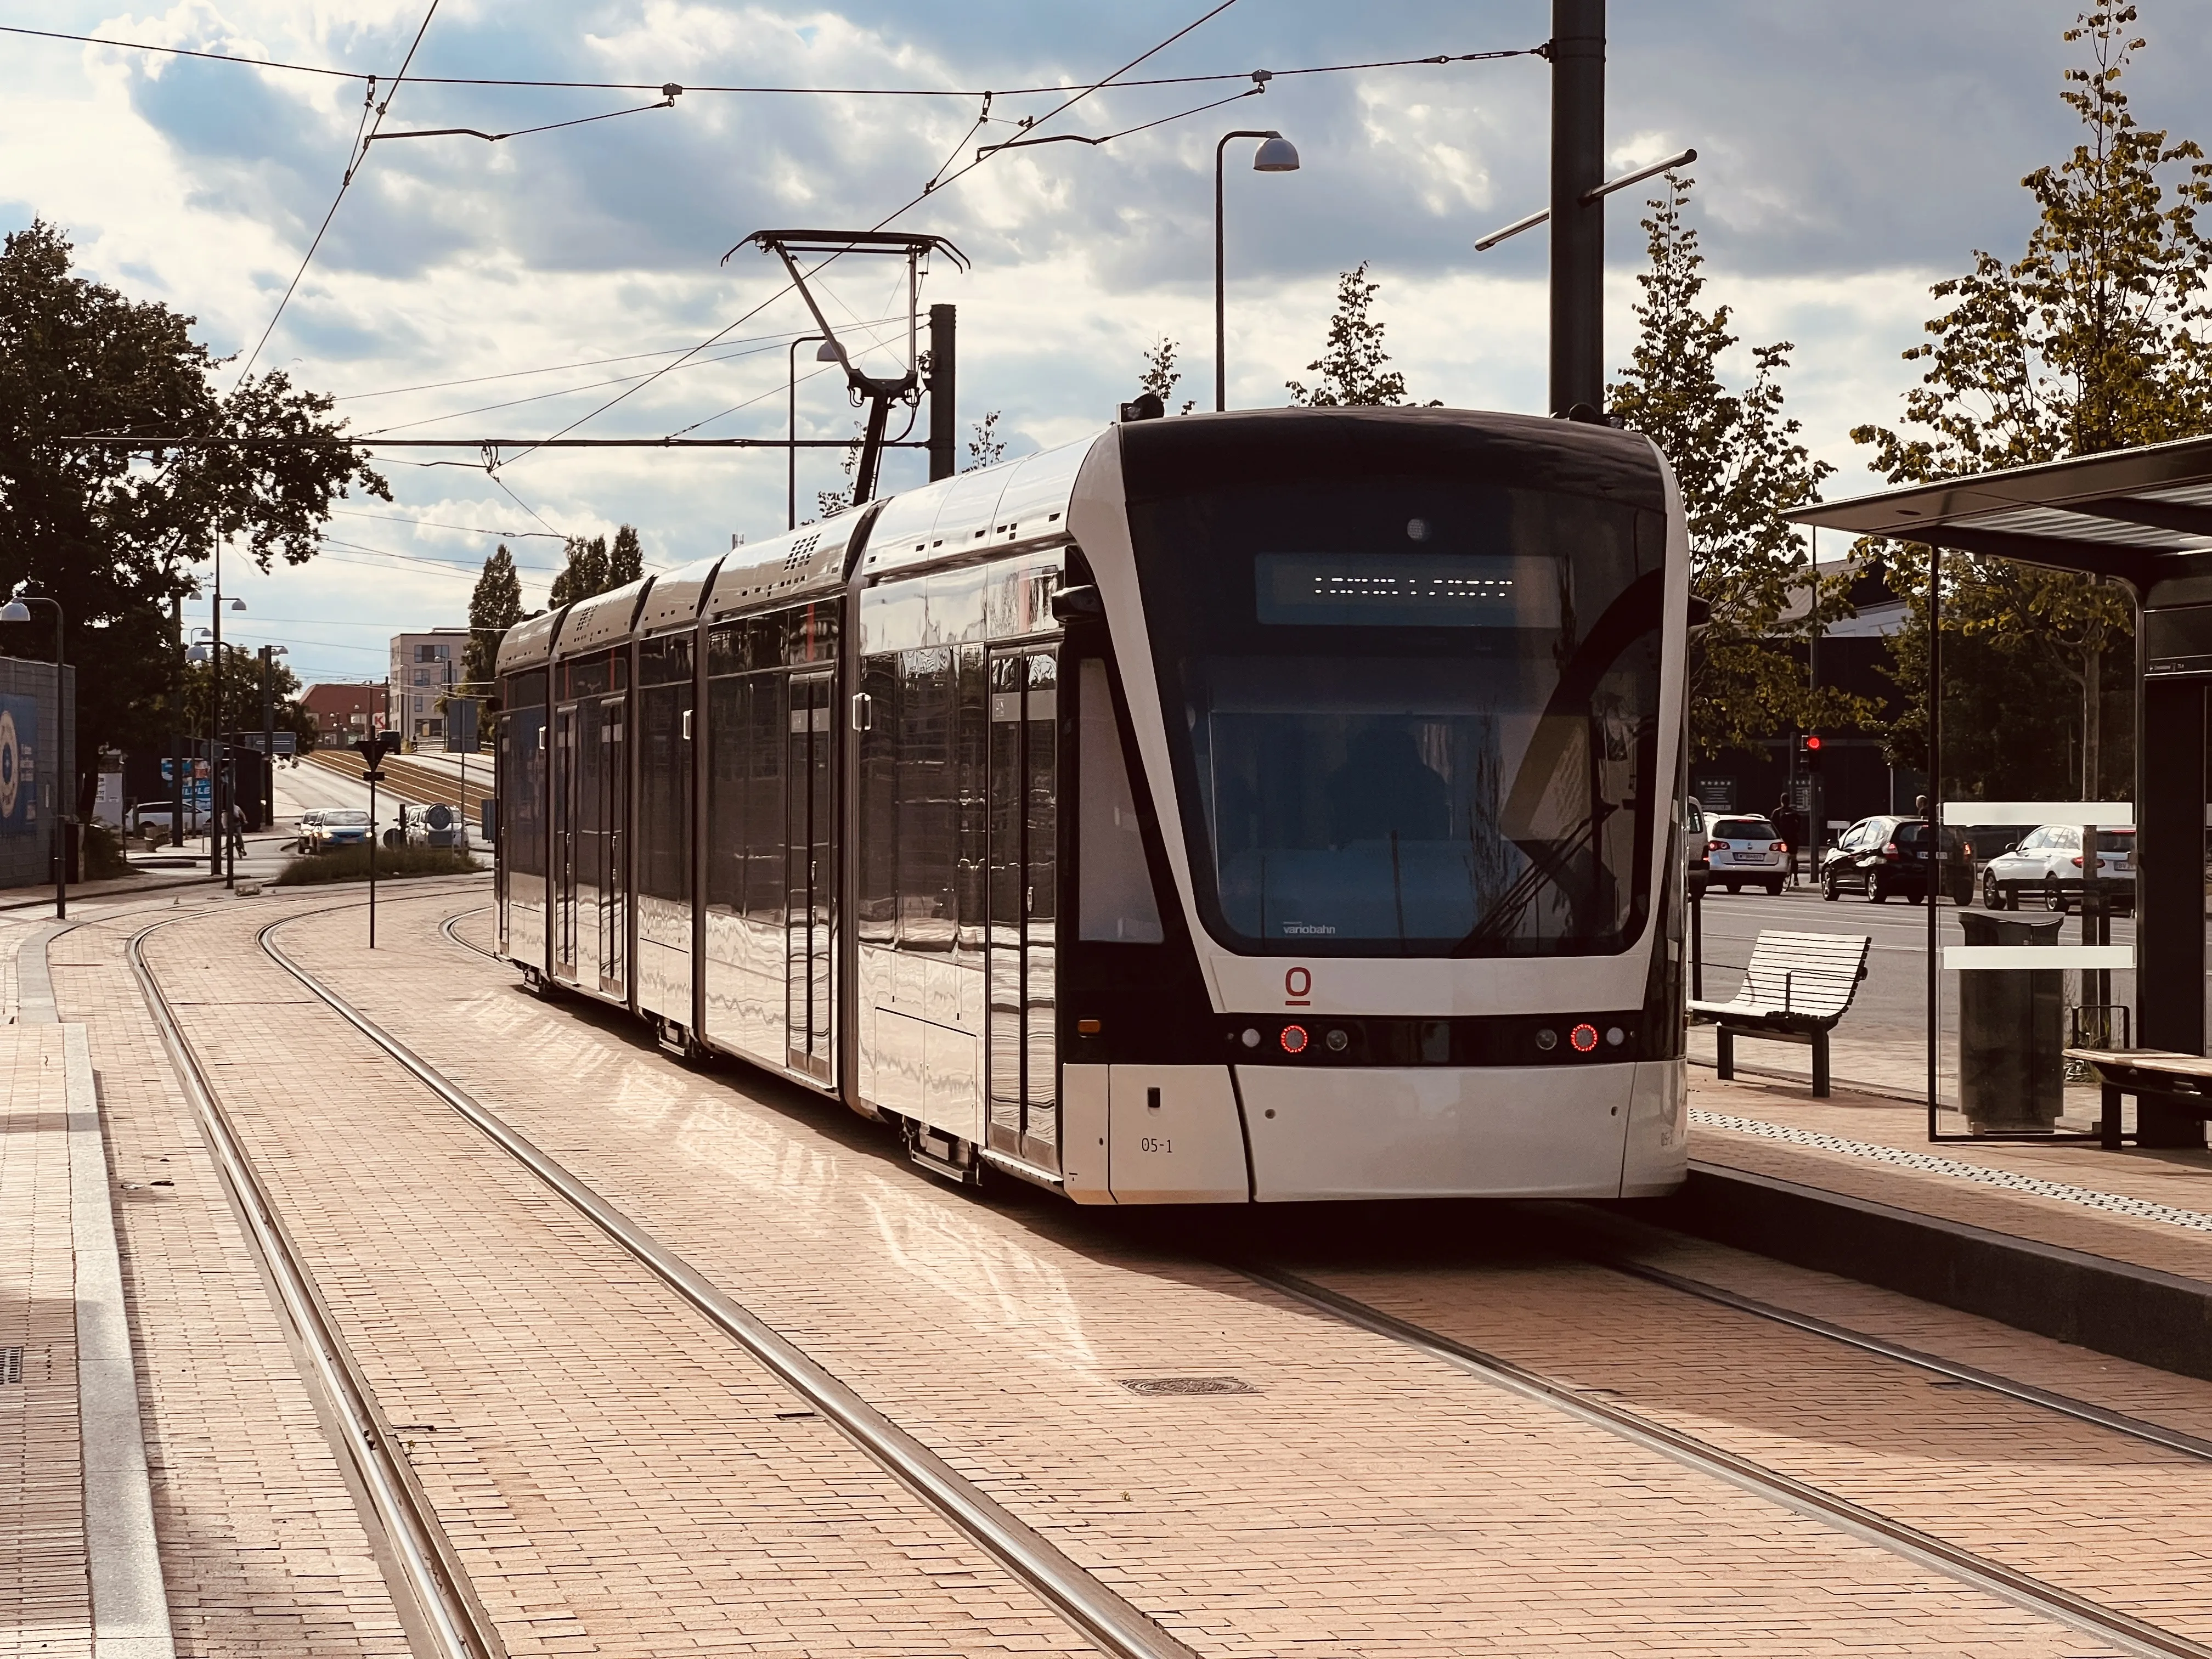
[0,1347,22,1385]
[1118,1375,1255,1397]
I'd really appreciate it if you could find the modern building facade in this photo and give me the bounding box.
[387,630,471,743]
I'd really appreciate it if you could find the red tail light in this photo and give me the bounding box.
[2071,855,2083,868]
[1707,839,1728,852]
[1769,842,1786,852]
[1882,842,1899,857]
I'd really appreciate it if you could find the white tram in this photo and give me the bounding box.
[494,408,1690,1203]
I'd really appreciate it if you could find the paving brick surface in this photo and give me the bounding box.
[0,1024,92,1658]
[264,890,2146,1657]
[1687,1071,2212,1284]
[49,891,413,1658]
[127,885,1096,1658]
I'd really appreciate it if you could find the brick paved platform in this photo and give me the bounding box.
[1668,1070,2212,1380]
[20,882,2212,1655]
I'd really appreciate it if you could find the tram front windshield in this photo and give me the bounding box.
[1128,450,1666,958]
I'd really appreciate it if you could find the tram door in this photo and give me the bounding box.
[786,674,834,1080]
[596,697,627,995]
[987,648,1059,1170]
[554,705,579,980]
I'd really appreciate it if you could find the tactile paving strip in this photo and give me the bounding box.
[1691,1109,2212,1232]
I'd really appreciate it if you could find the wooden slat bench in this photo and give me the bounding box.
[2064,1048,2212,1149]
[1690,929,1872,1098]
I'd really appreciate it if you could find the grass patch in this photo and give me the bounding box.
[274,843,481,885]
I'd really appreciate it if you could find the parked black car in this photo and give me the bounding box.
[1819,815,1974,904]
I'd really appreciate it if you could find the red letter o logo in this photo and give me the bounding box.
[1285,966,1311,1006]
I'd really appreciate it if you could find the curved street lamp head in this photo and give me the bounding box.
[186,644,210,663]
[0,600,30,623]
[227,597,246,611]
[814,338,842,362]
[1252,132,1300,172]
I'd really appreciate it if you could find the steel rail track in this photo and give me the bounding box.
[127,914,506,1659]
[1244,1263,2211,1659]
[1573,1240,2212,1464]
[426,887,2212,1649]
[258,911,1198,1659]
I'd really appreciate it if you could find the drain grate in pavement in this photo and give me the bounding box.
[1118,1375,1255,1397]
[0,1347,21,1384]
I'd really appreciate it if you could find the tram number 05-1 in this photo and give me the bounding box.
[1138,1136,1174,1155]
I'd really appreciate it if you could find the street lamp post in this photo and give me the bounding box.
[1214,129,1301,412]
[788,334,837,530]
[261,644,287,840]
[0,595,66,919]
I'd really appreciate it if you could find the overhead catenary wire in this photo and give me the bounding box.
[2,22,1541,97]
[546,0,1249,458]
[232,0,443,386]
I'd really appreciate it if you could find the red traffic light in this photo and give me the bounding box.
[1803,735,1823,752]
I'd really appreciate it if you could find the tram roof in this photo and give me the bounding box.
[704,512,867,619]
[552,577,653,662]
[636,554,726,634]
[493,603,568,677]
[857,436,1092,583]
[1785,432,2212,600]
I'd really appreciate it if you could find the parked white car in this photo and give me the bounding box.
[1705,814,1790,894]
[1980,824,2135,912]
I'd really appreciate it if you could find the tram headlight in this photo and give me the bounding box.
[1569,1023,1600,1054]
[1280,1024,1309,1055]
[1534,1028,1558,1052]
[1324,1028,1348,1053]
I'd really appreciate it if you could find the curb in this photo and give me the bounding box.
[20,926,176,1654]
[1635,1161,2212,1384]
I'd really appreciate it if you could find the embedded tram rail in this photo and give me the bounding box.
[338,894,2212,1657]
[63,881,2212,1656]
[216,898,1197,1659]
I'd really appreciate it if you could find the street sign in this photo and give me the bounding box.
[444,698,480,755]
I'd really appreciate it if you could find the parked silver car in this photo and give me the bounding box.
[1705,814,1789,894]
[1979,824,2134,912]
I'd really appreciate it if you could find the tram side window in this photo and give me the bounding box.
[1076,659,1163,943]
[502,673,548,879]
[706,669,745,912]
[856,646,988,957]
[743,673,786,926]
[637,680,689,901]
[857,654,899,945]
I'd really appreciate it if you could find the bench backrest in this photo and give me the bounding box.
[1738,929,1871,1019]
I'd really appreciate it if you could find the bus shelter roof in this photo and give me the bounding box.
[1784,432,2212,596]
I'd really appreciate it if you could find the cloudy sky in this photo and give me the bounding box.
[6,0,2210,685]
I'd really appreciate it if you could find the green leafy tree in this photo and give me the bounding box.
[546,526,642,608]
[0,219,386,814]
[1136,337,1194,414]
[1607,175,1869,759]
[1285,263,1414,407]
[461,544,523,692]
[607,523,644,586]
[1854,5,2211,796]
[180,647,314,752]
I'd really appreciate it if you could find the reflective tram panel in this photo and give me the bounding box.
[493,605,568,978]
[696,520,857,1087]
[547,578,653,1005]
[631,556,724,1039]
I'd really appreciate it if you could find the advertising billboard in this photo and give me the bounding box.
[0,693,37,837]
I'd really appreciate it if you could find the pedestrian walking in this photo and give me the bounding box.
[227,802,247,859]
[1773,793,1805,889]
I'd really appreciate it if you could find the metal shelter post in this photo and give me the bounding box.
[2138,674,2206,1143]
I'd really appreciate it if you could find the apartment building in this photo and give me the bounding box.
[300,681,386,747]
[388,629,472,743]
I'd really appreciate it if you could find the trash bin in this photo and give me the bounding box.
[1958,910,2065,1131]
